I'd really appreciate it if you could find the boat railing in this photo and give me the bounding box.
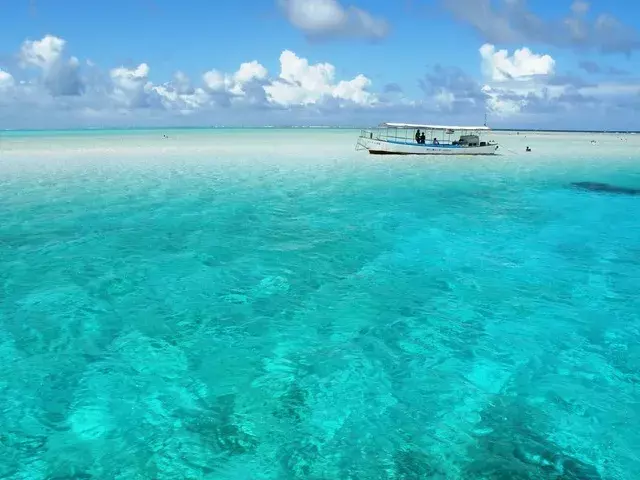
[359,129,380,140]
[358,129,456,145]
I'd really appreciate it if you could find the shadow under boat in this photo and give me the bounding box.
[570,181,640,196]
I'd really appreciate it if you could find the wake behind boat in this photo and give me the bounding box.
[355,122,499,155]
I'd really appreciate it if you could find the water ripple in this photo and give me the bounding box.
[1,131,639,478]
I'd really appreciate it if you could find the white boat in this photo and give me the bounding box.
[355,122,499,155]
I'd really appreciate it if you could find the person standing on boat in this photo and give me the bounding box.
[420,132,425,144]
[415,129,421,143]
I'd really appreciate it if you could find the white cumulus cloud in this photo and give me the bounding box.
[2,33,639,131]
[19,34,84,96]
[19,34,65,69]
[203,60,268,96]
[152,72,211,112]
[264,50,374,106]
[110,63,155,108]
[482,84,528,117]
[0,69,15,89]
[477,42,640,122]
[479,43,555,82]
[0,34,381,128]
[478,44,558,117]
[278,0,388,40]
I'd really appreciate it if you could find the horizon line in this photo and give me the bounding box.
[1,126,638,134]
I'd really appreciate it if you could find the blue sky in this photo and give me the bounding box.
[1,0,639,129]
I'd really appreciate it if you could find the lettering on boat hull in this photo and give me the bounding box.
[359,138,499,156]
[368,149,499,156]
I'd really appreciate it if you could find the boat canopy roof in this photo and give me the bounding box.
[380,122,490,131]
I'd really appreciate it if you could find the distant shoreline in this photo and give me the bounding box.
[1,126,638,134]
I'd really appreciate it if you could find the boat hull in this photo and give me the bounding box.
[357,138,499,155]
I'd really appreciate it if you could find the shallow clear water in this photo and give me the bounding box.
[1,130,639,479]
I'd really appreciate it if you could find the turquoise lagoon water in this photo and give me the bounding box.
[1,129,639,479]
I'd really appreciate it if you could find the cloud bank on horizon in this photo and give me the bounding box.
[0,0,639,130]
